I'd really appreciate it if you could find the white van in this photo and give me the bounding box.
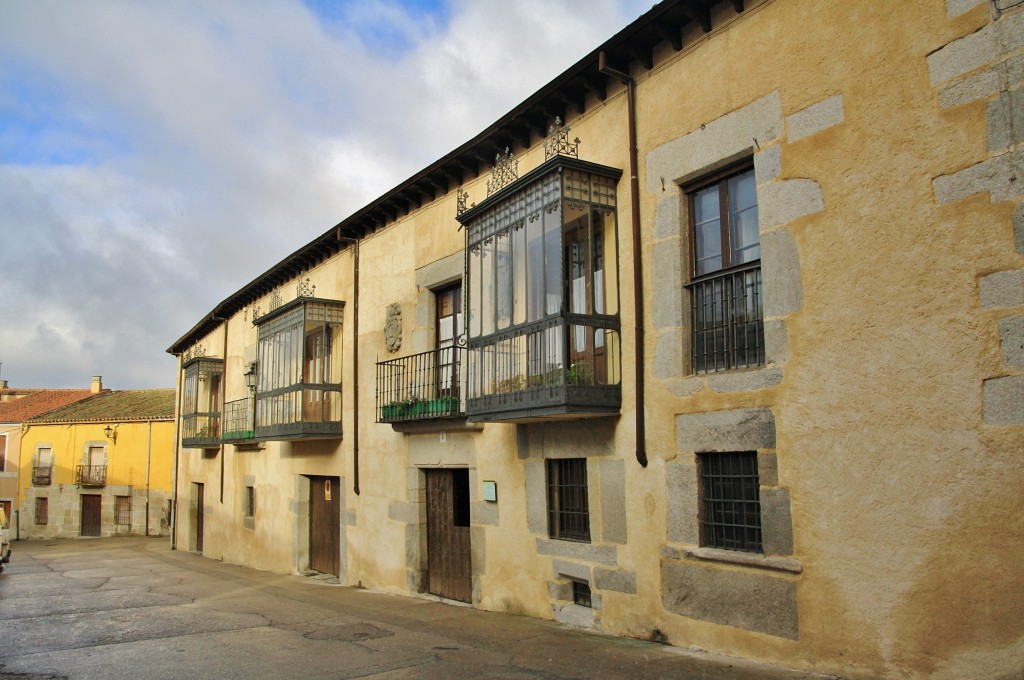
[0,505,11,573]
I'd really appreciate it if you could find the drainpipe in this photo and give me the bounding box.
[145,420,152,537]
[171,358,183,549]
[215,314,228,505]
[599,51,647,468]
[337,232,361,495]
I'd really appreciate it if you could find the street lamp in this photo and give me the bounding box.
[244,362,257,394]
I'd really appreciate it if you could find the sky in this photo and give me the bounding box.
[0,0,652,390]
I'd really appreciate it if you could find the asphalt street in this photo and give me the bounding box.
[0,537,836,679]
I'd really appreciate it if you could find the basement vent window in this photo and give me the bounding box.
[572,579,592,608]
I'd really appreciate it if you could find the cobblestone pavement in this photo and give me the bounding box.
[0,537,838,680]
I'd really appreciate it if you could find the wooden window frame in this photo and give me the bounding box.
[686,161,758,279]
[684,161,765,374]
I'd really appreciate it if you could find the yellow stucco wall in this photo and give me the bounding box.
[19,420,175,537]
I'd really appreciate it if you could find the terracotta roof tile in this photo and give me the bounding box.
[0,390,95,423]
[27,389,176,423]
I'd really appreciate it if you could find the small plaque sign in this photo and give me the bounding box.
[482,480,497,502]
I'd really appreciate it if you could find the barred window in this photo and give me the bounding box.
[686,163,764,373]
[699,451,762,553]
[115,496,132,526]
[572,579,592,608]
[547,458,590,542]
[35,497,48,525]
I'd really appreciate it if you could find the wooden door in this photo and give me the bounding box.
[426,469,471,603]
[194,483,204,553]
[80,494,101,537]
[309,476,340,576]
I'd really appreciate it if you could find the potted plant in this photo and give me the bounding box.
[405,394,427,416]
[567,360,594,385]
[494,375,525,393]
[381,400,406,420]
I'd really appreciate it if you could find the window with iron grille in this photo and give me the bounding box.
[243,486,255,518]
[572,579,592,607]
[685,163,764,373]
[547,458,590,542]
[115,495,131,526]
[699,451,762,553]
[35,497,48,525]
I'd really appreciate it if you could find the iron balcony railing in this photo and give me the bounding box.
[376,347,464,423]
[32,466,53,486]
[182,411,221,449]
[254,383,342,440]
[686,263,764,374]
[75,465,107,487]
[464,317,621,422]
[222,397,255,441]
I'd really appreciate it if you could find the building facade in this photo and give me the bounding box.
[19,388,176,539]
[167,1,1024,678]
[0,380,97,537]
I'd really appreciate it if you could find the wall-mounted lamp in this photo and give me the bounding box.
[103,424,118,444]
[244,362,258,394]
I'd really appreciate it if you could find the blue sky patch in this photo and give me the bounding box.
[302,0,451,57]
[0,65,131,166]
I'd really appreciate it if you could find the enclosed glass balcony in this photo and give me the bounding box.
[253,297,344,440]
[457,156,622,422]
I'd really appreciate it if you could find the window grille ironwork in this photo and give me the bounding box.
[687,264,764,373]
[572,579,592,607]
[487,148,519,196]
[547,458,590,542]
[115,496,131,526]
[35,497,48,525]
[699,451,762,553]
[544,117,580,161]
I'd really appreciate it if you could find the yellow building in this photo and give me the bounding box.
[0,379,97,536]
[19,388,176,538]
[167,1,1024,678]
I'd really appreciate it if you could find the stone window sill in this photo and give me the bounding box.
[683,546,801,573]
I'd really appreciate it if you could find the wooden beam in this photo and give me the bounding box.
[656,20,683,51]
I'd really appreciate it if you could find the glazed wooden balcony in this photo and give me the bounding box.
[376,347,465,423]
[182,412,221,449]
[75,465,107,487]
[254,385,342,440]
[465,318,621,423]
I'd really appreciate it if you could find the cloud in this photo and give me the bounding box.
[0,0,650,389]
